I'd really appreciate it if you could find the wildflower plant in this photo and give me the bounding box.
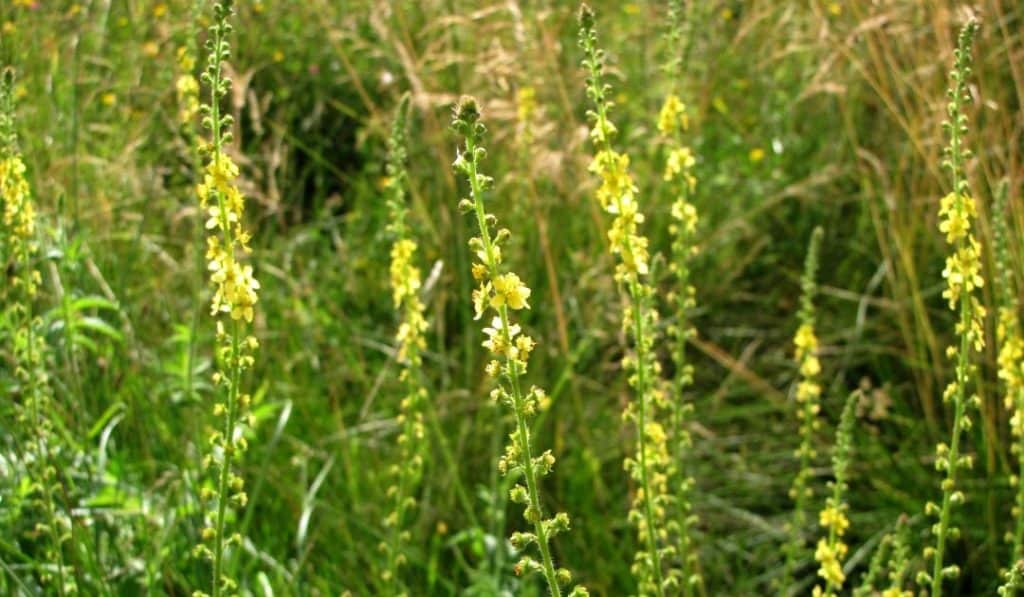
[379,94,430,595]
[1,67,74,596]
[782,226,824,590]
[917,19,983,597]
[190,2,261,595]
[812,389,858,596]
[451,96,587,597]
[659,0,703,593]
[579,6,674,594]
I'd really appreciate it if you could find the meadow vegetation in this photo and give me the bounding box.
[2,1,1024,595]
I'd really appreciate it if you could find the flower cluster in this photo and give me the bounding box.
[452,96,587,597]
[580,6,674,595]
[920,20,981,597]
[812,389,859,596]
[191,3,259,597]
[783,227,824,589]
[0,154,37,290]
[199,154,260,324]
[0,73,37,295]
[379,95,431,595]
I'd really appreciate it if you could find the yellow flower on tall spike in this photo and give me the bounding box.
[921,20,982,597]
[191,4,261,597]
[581,7,673,595]
[783,228,824,590]
[380,95,433,595]
[452,96,587,597]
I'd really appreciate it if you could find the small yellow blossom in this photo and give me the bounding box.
[491,273,531,310]
[101,92,117,107]
[657,94,688,136]
[664,147,695,184]
[749,147,765,162]
[814,538,847,587]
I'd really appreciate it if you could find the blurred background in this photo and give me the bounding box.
[1,0,1023,594]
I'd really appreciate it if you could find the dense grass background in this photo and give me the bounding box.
[2,0,1023,594]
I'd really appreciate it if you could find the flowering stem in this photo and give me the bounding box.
[579,10,665,593]
[464,132,562,597]
[928,21,979,596]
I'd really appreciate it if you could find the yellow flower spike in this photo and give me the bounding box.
[581,7,675,595]
[926,21,983,597]
[783,228,824,590]
[452,96,587,597]
[380,94,435,594]
[193,3,260,596]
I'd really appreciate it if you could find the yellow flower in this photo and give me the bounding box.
[657,94,688,136]
[938,192,976,243]
[472,282,491,320]
[491,273,531,311]
[941,238,983,309]
[482,316,520,357]
[101,92,117,106]
[749,147,765,162]
[664,147,695,183]
[814,538,846,587]
[794,322,818,360]
[671,200,698,235]
[818,505,849,535]
[516,86,536,127]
